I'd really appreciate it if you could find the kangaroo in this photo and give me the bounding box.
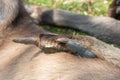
[0,0,120,80]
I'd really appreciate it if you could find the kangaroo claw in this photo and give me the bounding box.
[12,34,96,58]
[12,37,39,46]
[57,37,96,58]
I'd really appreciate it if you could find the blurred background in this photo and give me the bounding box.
[25,0,112,16]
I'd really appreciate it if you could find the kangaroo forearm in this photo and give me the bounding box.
[40,9,120,45]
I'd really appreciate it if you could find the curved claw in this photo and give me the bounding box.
[12,34,58,46]
[12,37,39,46]
[56,38,96,58]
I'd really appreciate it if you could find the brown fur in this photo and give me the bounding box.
[108,0,120,20]
[0,0,120,80]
